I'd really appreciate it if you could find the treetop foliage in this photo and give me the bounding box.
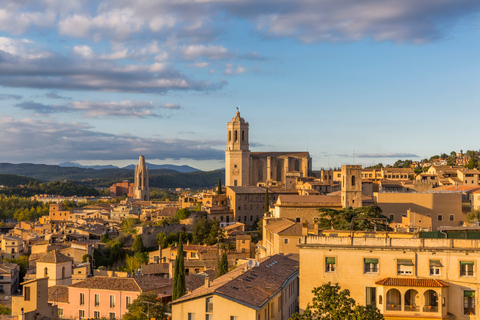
[316,206,390,231]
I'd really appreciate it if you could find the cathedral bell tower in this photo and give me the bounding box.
[225,110,250,187]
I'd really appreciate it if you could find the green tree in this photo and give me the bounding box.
[206,220,221,245]
[316,206,389,231]
[217,178,222,194]
[192,216,209,244]
[467,210,480,224]
[133,236,145,252]
[121,218,139,235]
[0,304,11,315]
[466,157,478,170]
[125,255,141,274]
[176,208,191,220]
[264,188,270,213]
[122,293,166,320]
[289,283,383,320]
[156,232,168,249]
[101,233,110,243]
[172,234,186,300]
[217,252,228,276]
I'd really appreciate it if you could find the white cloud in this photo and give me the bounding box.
[180,44,232,60]
[224,63,246,75]
[189,62,209,68]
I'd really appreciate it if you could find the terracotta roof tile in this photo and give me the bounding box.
[375,277,449,287]
[69,275,172,292]
[48,285,69,303]
[36,250,72,264]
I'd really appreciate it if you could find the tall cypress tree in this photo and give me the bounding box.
[264,188,270,213]
[217,178,222,195]
[172,255,179,300]
[217,252,228,276]
[176,234,186,298]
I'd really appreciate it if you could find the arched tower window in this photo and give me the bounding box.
[351,175,355,187]
[62,266,65,279]
[294,159,300,171]
[234,180,238,186]
[228,131,232,142]
[44,267,48,277]
[235,130,238,142]
[242,130,245,141]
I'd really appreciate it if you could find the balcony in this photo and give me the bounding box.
[386,304,401,311]
[404,305,420,312]
[423,306,438,312]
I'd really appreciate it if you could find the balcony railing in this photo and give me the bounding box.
[386,304,401,311]
[404,305,420,312]
[423,306,438,312]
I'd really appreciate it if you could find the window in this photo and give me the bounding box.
[206,297,213,312]
[366,287,376,306]
[231,317,238,320]
[58,308,64,317]
[24,286,30,301]
[438,215,443,221]
[464,291,475,315]
[44,267,48,277]
[206,315,213,320]
[79,310,85,319]
[126,296,131,306]
[325,257,335,272]
[296,218,301,223]
[191,252,195,258]
[188,313,196,320]
[450,214,455,221]
[460,261,475,276]
[109,312,116,320]
[80,293,85,305]
[364,258,379,273]
[94,311,100,318]
[284,239,289,245]
[429,260,442,276]
[389,215,394,221]
[110,295,115,308]
[397,259,413,275]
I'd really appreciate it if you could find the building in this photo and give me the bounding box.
[51,275,172,320]
[133,155,149,201]
[258,218,304,258]
[298,235,480,319]
[172,254,299,320]
[12,278,58,320]
[49,202,71,222]
[225,111,312,188]
[341,165,362,208]
[110,180,134,197]
[0,235,23,259]
[35,250,73,287]
[0,261,20,295]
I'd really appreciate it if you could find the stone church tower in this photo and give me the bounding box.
[225,110,251,187]
[341,165,362,208]
[134,155,150,201]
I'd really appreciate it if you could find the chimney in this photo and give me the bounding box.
[187,239,190,245]
[205,277,210,288]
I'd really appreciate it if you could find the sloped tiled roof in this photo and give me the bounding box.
[48,285,69,303]
[141,263,169,275]
[69,275,172,292]
[173,254,299,308]
[36,250,72,264]
[265,219,296,234]
[375,277,449,287]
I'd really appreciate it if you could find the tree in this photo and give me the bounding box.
[316,206,389,231]
[217,178,222,195]
[101,233,110,243]
[133,236,145,252]
[122,293,166,320]
[0,304,11,315]
[289,283,383,320]
[125,255,141,274]
[176,208,191,220]
[217,252,228,276]
[156,232,168,249]
[121,218,139,235]
[467,210,480,225]
[264,188,270,213]
[172,234,186,300]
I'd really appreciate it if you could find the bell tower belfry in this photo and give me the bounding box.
[225,110,250,187]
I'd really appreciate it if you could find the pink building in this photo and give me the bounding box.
[49,276,172,319]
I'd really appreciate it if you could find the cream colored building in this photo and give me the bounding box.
[0,235,23,259]
[12,278,58,320]
[172,254,299,320]
[35,250,73,287]
[298,236,480,319]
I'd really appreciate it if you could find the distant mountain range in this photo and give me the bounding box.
[58,162,199,172]
[0,163,222,189]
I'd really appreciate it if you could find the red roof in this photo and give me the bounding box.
[375,277,449,287]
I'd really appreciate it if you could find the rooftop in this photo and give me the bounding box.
[36,250,72,264]
[375,277,449,287]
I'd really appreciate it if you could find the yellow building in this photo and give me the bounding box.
[12,278,58,320]
[172,254,299,320]
[298,236,480,319]
[35,250,73,287]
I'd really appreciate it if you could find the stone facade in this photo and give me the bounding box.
[341,165,362,209]
[133,155,149,201]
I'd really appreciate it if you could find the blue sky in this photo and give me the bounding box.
[1,0,479,170]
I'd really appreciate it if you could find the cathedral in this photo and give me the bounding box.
[134,155,149,201]
[225,111,312,187]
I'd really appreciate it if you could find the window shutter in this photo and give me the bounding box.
[364,258,379,264]
[326,257,335,264]
[460,261,475,265]
[397,259,414,266]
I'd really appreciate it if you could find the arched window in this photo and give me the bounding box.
[351,175,355,187]
[44,267,48,277]
[235,130,238,142]
[242,130,245,141]
[294,159,300,171]
[228,130,232,142]
[234,180,238,186]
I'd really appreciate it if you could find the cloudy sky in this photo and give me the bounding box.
[1,0,480,170]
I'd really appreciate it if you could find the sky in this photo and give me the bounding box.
[1,0,480,171]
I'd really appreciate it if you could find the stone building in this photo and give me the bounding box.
[298,236,480,319]
[133,155,149,201]
[225,111,312,188]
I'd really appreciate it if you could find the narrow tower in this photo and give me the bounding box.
[341,165,362,209]
[134,155,150,201]
[225,110,250,187]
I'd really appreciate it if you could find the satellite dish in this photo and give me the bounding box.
[4,296,9,300]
